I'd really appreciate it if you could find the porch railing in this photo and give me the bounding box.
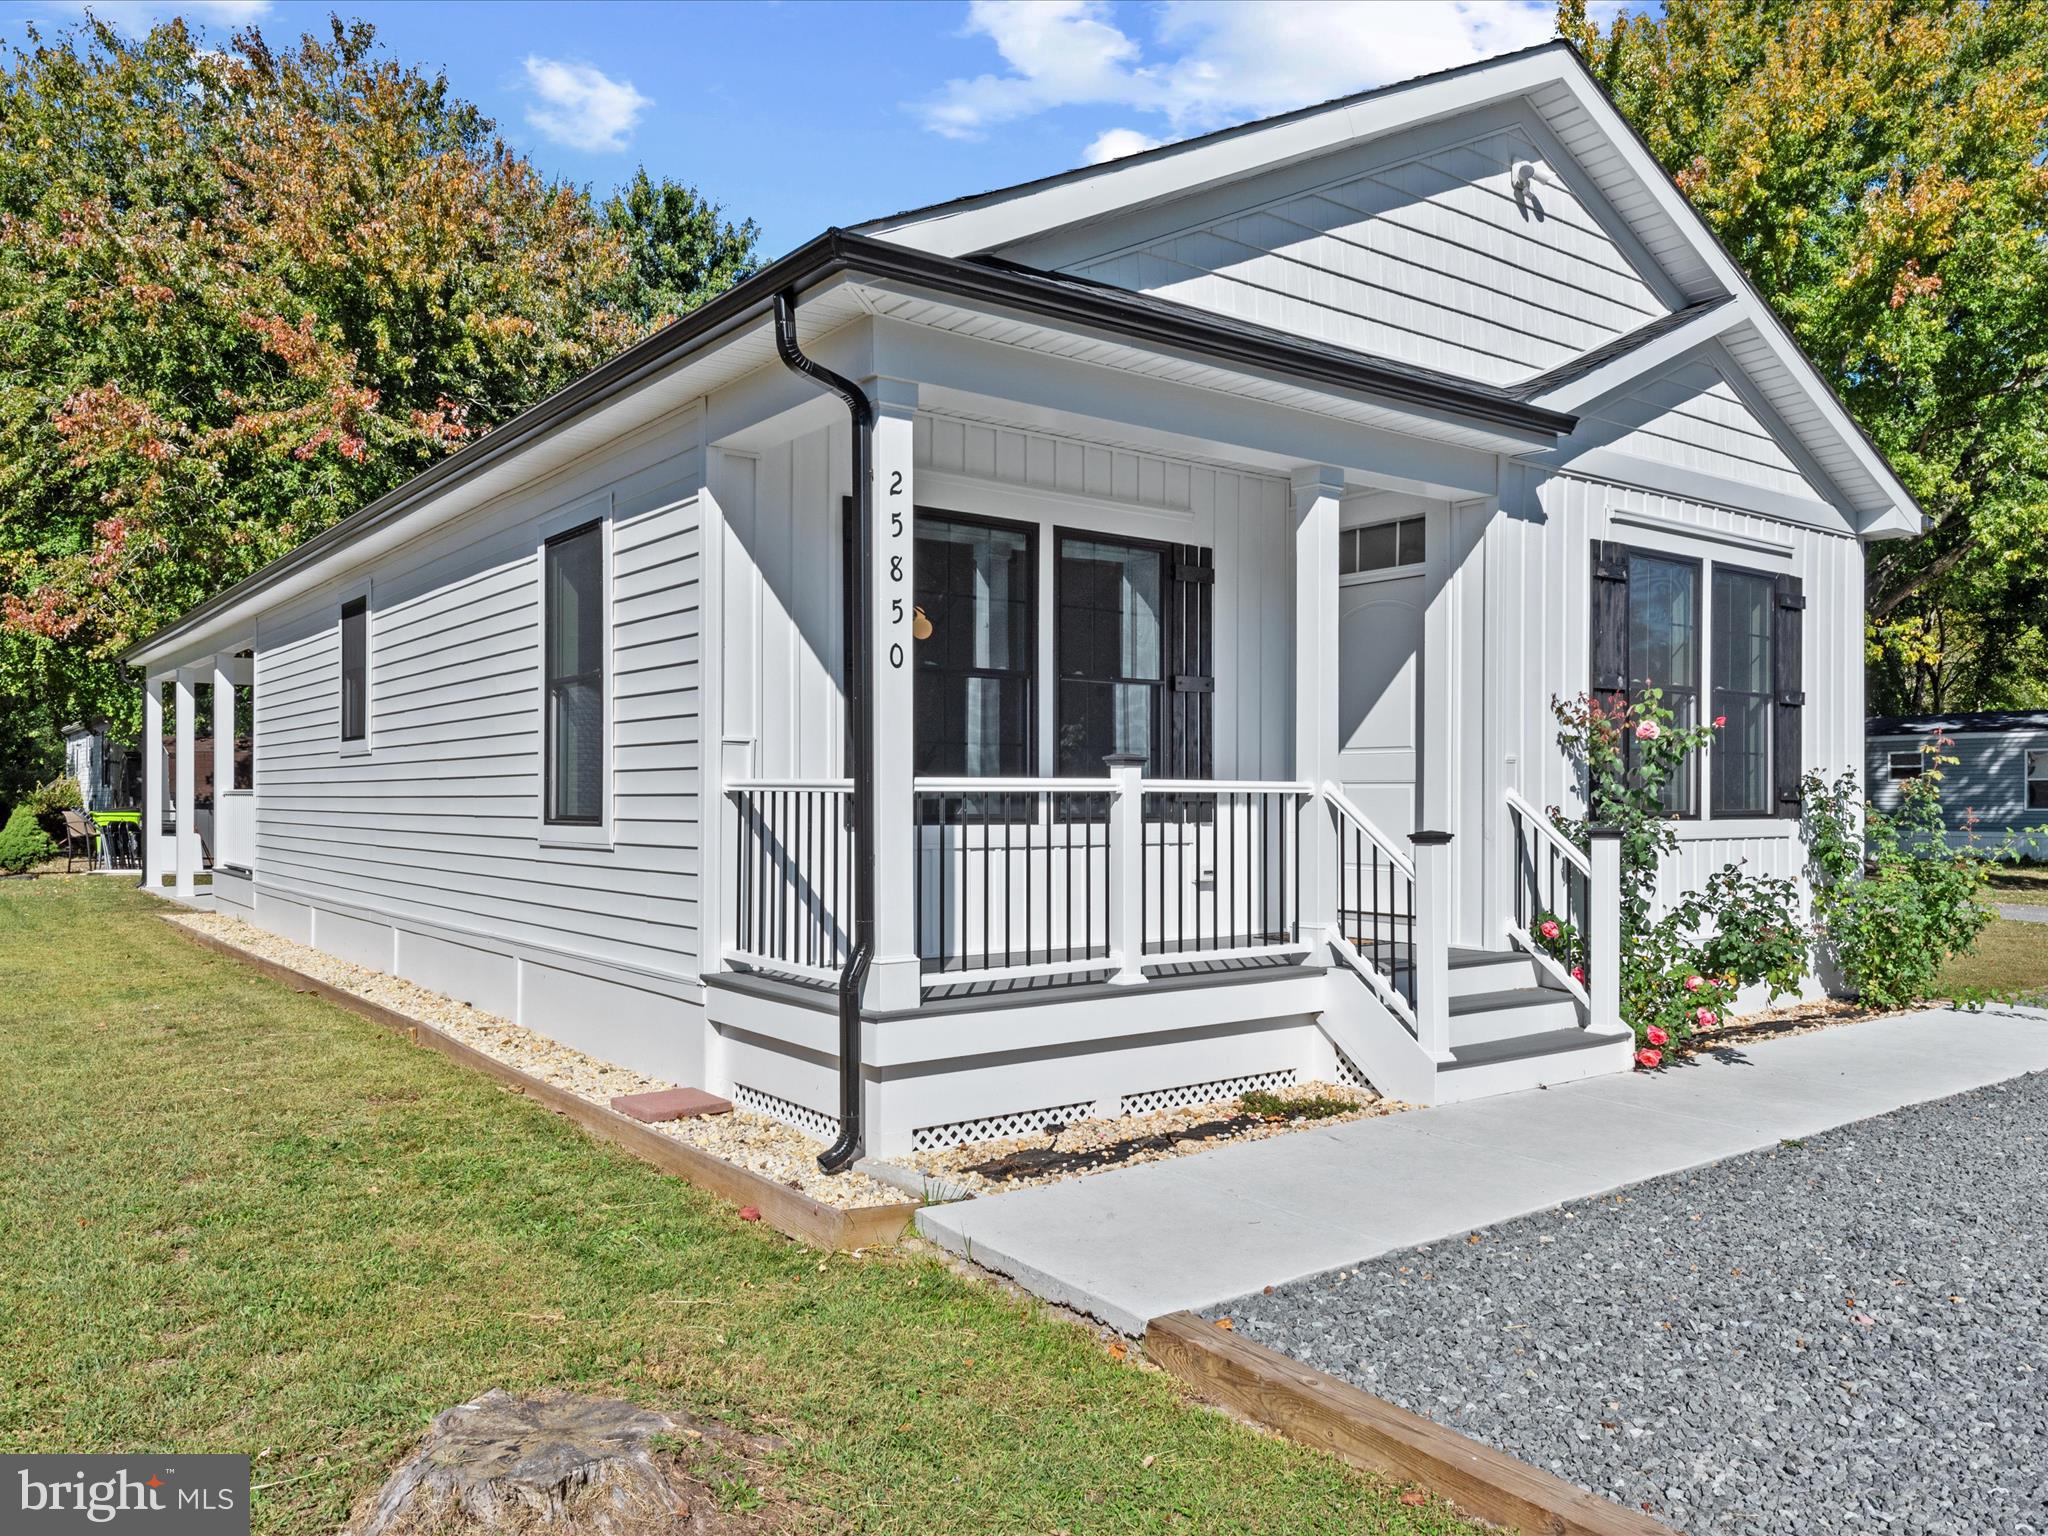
[1323,783,1421,1035]
[1140,782,1304,966]
[912,778,1115,987]
[725,779,854,985]
[1504,788,1591,1006]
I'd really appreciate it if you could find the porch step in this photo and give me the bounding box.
[1447,985,1582,1047]
[1436,1026,1637,1103]
[1447,946,1546,999]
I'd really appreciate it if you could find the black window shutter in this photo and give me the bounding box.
[1590,539,1630,701]
[1167,545,1214,779]
[1772,573,1806,817]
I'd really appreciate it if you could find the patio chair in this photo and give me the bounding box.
[57,808,99,873]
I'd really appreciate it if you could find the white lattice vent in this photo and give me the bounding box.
[1119,1068,1297,1117]
[911,1100,1095,1153]
[1332,1048,1373,1090]
[732,1084,839,1141]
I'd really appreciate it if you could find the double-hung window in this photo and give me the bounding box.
[1710,568,1775,817]
[2028,749,2048,810]
[1056,535,1167,777]
[912,515,1035,777]
[544,520,605,826]
[339,596,368,743]
[1888,750,1925,783]
[1594,539,1804,821]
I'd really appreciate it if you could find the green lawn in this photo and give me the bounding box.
[0,878,1472,1536]
[1941,915,2048,1000]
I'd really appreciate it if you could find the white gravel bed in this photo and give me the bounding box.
[166,910,902,1210]
[909,1082,1405,1195]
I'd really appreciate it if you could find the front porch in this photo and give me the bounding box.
[699,294,1635,1155]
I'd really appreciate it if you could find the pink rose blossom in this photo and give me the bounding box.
[1635,720,1661,741]
[1570,964,1586,983]
[1646,1025,1669,1047]
[1539,918,1561,940]
[1713,714,1727,728]
[1695,1007,1718,1027]
[1684,974,1704,992]
[1636,1048,1662,1070]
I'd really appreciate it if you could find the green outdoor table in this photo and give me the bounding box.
[91,809,141,871]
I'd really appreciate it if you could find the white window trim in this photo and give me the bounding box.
[337,579,373,758]
[535,492,615,851]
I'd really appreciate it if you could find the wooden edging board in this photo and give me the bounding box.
[164,918,917,1253]
[1146,1311,1677,1536]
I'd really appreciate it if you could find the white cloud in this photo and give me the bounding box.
[919,0,1558,150]
[1085,126,1163,164]
[520,55,651,153]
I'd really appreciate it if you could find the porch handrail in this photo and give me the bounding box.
[912,776,1120,793]
[1321,782,1415,878]
[1503,789,1592,1007]
[1319,782,1421,1034]
[727,777,853,792]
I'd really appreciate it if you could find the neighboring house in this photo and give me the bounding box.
[60,720,141,815]
[124,43,1923,1163]
[1866,711,2048,852]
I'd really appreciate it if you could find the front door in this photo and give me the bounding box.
[1335,504,1429,837]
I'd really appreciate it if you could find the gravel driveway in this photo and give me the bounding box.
[1209,1072,2048,1535]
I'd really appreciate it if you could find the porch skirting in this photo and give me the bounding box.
[705,965,1352,1159]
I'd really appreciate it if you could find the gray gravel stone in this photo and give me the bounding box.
[1208,1072,2048,1534]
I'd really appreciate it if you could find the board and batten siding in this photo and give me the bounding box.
[717,411,1295,785]
[1491,468,1865,973]
[1023,109,1668,388]
[248,406,707,1080]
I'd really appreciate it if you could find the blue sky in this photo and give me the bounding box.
[2,1,1650,256]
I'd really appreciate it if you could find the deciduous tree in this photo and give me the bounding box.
[1564,0,2048,712]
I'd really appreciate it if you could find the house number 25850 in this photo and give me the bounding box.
[885,466,907,668]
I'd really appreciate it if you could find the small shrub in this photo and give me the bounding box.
[1803,743,2013,1008]
[25,776,82,816]
[1238,1089,1355,1120]
[0,805,56,874]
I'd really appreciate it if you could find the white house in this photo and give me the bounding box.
[124,43,1922,1165]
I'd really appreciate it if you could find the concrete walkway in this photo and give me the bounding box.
[915,1007,2048,1334]
[1995,901,2048,924]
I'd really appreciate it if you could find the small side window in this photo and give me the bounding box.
[1888,750,1924,782]
[544,521,605,826]
[339,597,368,742]
[2027,749,2048,810]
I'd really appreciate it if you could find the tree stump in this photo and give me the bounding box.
[352,1389,690,1535]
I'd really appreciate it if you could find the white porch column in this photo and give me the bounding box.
[1409,830,1455,1060]
[173,671,197,900]
[142,676,165,889]
[1292,465,1344,937]
[863,378,921,1012]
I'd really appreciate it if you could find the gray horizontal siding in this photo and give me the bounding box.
[251,412,706,979]
[1867,730,2048,846]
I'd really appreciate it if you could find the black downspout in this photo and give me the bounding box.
[772,289,872,1174]
[137,675,149,891]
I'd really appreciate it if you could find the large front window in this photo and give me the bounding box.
[1056,535,1165,777]
[912,515,1035,777]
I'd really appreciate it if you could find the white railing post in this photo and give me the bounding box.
[173,672,197,901]
[1589,827,1624,1035]
[1105,755,1148,986]
[1409,830,1454,1058]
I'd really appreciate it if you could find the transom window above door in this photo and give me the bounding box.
[1341,517,1425,576]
